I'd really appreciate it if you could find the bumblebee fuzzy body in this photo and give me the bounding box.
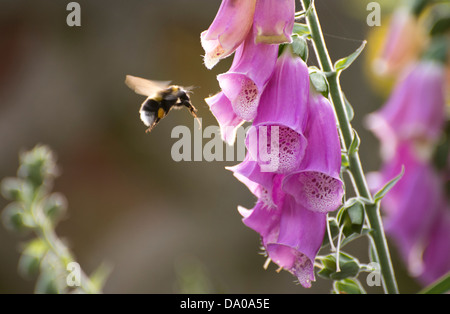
[125,75,198,132]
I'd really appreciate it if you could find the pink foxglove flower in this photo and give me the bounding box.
[205,92,245,145]
[366,61,446,159]
[368,143,447,283]
[232,161,326,288]
[247,47,310,174]
[420,209,450,285]
[217,27,279,123]
[283,93,344,213]
[201,0,257,69]
[239,194,326,288]
[373,7,424,76]
[253,0,295,44]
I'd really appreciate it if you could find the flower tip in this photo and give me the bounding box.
[237,205,252,218]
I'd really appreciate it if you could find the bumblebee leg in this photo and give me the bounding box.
[183,103,201,129]
[145,118,160,133]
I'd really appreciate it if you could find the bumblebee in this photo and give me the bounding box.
[125,75,198,133]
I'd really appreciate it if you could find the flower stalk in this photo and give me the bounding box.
[300,0,399,294]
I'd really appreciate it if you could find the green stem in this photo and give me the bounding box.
[300,0,399,294]
[30,199,98,294]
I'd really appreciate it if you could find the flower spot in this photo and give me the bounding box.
[297,172,343,213]
[234,79,259,120]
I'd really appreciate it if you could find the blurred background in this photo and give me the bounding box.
[0,0,422,293]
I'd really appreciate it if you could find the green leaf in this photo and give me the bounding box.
[292,23,310,37]
[1,177,24,201]
[18,239,48,278]
[333,278,366,294]
[43,193,68,224]
[1,203,31,232]
[373,166,405,203]
[337,198,365,237]
[343,93,354,121]
[291,34,309,62]
[430,17,450,36]
[89,262,113,293]
[419,272,450,294]
[348,129,360,156]
[341,153,349,169]
[309,70,329,97]
[334,40,367,73]
[318,253,360,280]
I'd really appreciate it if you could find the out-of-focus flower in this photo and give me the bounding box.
[373,7,425,77]
[201,0,257,69]
[253,0,295,44]
[366,61,446,159]
[420,208,450,285]
[368,143,449,284]
[247,47,310,174]
[217,26,279,123]
[283,93,344,214]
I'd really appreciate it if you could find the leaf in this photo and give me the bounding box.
[337,198,365,237]
[309,70,329,97]
[18,239,48,278]
[318,253,360,280]
[89,262,113,293]
[333,278,366,294]
[334,40,367,73]
[430,17,450,36]
[343,93,354,121]
[291,35,309,62]
[348,129,360,156]
[419,272,450,294]
[341,153,349,169]
[373,166,405,203]
[292,23,310,36]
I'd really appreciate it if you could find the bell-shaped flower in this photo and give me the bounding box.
[366,61,446,159]
[227,152,281,209]
[373,7,424,76]
[217,26,279,122]
[238,191,326,288]
[419,208,450,285]
[253,0,295,44]
[368,143,444,280]
[283,92,344,213]
[200,0,257,69]
[247,47,310,174]
[205,92,244,145]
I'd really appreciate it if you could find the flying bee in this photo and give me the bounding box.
[125,75,199,133]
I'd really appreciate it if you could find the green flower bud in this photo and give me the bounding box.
[43,193,68,224]
[1,177,24,201]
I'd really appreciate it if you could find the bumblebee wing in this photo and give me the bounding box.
[125,75,171,97]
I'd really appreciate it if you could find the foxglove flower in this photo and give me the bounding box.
[201,0,257,69]
[253,0,295,44]
[373,7,424,76]
[368,143,445,281]
[236,174,326,288]
[217,26,279,124]
[283,93,344,213]
[247,47,310,174]
[419,208,450,285]
[205,92,244,145]
[366,61,446,159]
